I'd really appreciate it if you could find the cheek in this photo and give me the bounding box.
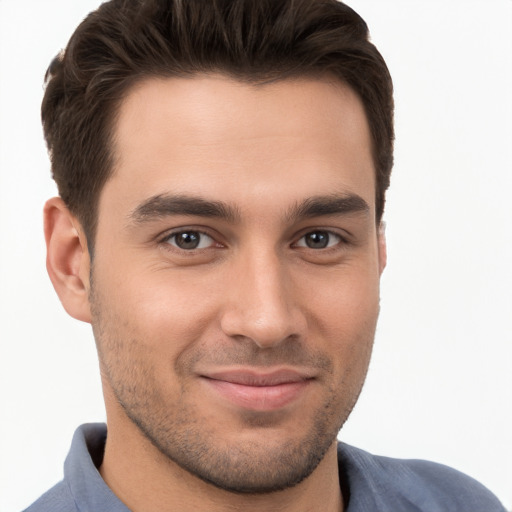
[101,264,219,339]
[302,263,381,332]
[300,265,380,376]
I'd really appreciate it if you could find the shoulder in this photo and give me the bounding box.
[338,443,507,512]
[23,481,77,512]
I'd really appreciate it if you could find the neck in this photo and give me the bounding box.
[100,399,344,512]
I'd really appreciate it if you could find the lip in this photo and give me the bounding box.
[200,369,314,411]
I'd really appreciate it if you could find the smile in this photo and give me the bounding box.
[200,369,314,411]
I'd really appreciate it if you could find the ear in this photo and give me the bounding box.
[44,197,92,323]
[378,221,387,275]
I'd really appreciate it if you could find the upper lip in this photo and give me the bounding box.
[201,368,314,387]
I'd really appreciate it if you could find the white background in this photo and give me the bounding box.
[1,1,511,510]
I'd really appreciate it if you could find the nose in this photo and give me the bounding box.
[220,250,306,348]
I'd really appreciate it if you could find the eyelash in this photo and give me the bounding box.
[160,229,219,251]
[293,230,346,250]
[159,228,349,253]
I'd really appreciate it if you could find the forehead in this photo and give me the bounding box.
[104,75,375,218]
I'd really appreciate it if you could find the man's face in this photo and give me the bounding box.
[89,76,385,493]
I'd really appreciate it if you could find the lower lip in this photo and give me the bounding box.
[202,378,311,411]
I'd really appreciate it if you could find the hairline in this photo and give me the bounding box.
[83,70,381,256]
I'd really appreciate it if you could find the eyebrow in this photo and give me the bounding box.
[130,194,241,223]
[129,192,370,225]
[286,194,370,221]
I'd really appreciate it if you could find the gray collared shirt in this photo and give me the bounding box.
[24,423,506,512]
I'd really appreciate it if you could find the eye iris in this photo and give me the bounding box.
[175,232,200,250]
[305,231,329,249]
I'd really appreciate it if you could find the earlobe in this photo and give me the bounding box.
[44,197,92,323]
[378,221,387,275]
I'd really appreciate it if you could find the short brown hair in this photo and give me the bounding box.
[42,0,394,248]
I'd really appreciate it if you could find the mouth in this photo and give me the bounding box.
[199,369,315,411]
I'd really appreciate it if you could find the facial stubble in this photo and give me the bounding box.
[90,280,376,495]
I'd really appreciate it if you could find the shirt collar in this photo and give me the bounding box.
[64,423,130,512]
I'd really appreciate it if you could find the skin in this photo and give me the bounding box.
[45,75,386,512]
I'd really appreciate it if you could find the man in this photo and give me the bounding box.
[25,0,506,511]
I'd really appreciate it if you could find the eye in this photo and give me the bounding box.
[164,231,215,250]
[295,230,342,249]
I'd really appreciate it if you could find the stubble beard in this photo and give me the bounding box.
[118,388,347,494]
[90,285,375,495]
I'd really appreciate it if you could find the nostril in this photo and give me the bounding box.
[220,307,304,348]
[219,255,306,346]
